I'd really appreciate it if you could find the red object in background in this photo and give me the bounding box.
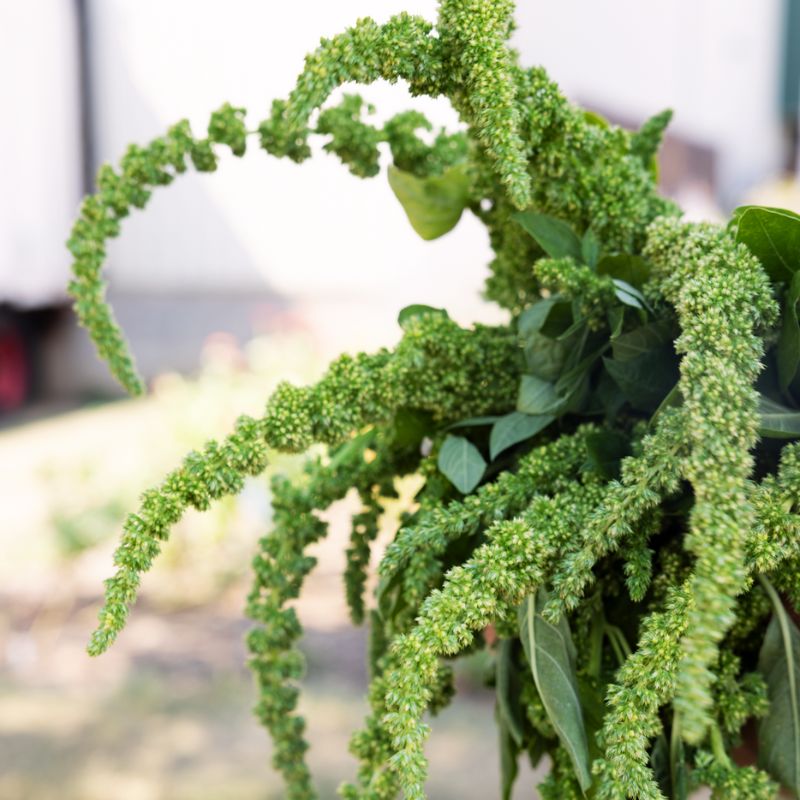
[0,314,31,412]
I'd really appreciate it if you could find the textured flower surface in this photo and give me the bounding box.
[69,2,800,799]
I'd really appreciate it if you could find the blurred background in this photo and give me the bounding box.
[2,1,799,797]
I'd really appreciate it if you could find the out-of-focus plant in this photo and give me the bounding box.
[46,333,317,605]
[64,1,800,797]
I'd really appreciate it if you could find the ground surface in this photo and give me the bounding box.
[0,341,543,799]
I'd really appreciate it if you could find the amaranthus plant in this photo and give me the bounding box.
[68,1,800,797]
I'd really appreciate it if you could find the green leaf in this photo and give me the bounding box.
[611,319,674,361]
[607,307,625,339]
[518,297,562,336]
[496,639,525,747]
[518,298,574,341]
[490,411,554,459]
[523,331,571,381]
[582,229,603,268]
[597,254,651,288]
[446,415,501,430]
[512,210,583,261]
[497,706,520,800]
[388,163,471,240]
[592,370,627,420]
[583,109,610,129]
[390,409,431,450]
[518,589,592,792]
[757,575,800,796]
[437,435,486,493]
[650,734,671,798]
[518,299,578,382]
[612,278,650,311]
[517,374,563,415]
[759,395,800,438]
[397,304,449,330]
[603,346,679,413]
[584,429,630,480]
[734,205,800,283]
[778,271,800,390]
[648,381,682,431]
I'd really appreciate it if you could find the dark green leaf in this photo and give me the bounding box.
[517,374,563,415]
[597,254,651,288]
[497,706,520,800]
[648,381,682,431]
[527,734,547,769]
[518,297,564,336]
[388,163,471,240]
[577,675,606,764]
[759,395,800,438]
[496,639,525,747]
[757,575,800,796]
[611,320,674,362]
[582,229,602,268]
[447,415,501,430]
[523,331,569,381]
[650,734,671,798]
[490,411,554,460]
[671,736,689,800]
[518,589,592,792]
[513,211,583,261]
[608,307,625,338]
[778,271,800,390]
[397,304,449,330]
[584,430,631,480]
[391,409,431,449]
[591,370,627,420]
[603,346,679,413]
[437,435,486,493]
[734,205,800,283]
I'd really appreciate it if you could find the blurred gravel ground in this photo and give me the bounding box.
[0,339,542,799]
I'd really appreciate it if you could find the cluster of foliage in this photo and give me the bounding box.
[68,1,800,797]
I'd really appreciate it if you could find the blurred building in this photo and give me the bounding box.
[2,0,799,407]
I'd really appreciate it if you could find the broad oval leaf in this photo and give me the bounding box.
[397,304,449,330]
[523,330,571,382]
[734,205,800,283]
[517,374,563,416]
[388,163,470,240]
[757,576,800,796]
[512,210,583,261]
[603,346,679,413]
[490,411,554,460]
[759,395,800,438]
[518,589,592,791]
[437,435,486,494]
[778,271,800,391]
[581,228,603,269]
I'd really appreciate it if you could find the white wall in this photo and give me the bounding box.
[88,0,500,341]
[512,0,785,206]
[0,1,83,307]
